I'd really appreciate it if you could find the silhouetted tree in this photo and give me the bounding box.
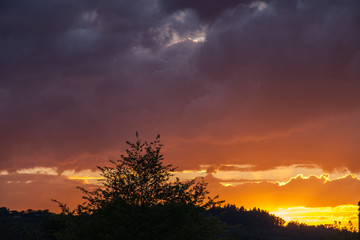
[53,133,224,240]
[80,133,220,212]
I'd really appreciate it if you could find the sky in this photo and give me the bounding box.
[1,0,360,228]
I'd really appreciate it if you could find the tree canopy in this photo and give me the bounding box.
[52,133,224,240]
[60,133,221,214]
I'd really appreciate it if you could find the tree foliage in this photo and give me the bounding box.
[209,204,285,229]
[53,133,224,239]
[68,133,222,213]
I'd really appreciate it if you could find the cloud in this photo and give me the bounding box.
[0,0,360,176]
[206,173,360,211]
[1,167,359,218]
[159,0,254,23]
[0,173,91,212]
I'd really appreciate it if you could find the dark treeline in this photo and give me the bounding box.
[207,204,358,240]
[208,204,286,229]
[2,135,358,239]
[0,205,358,240]
[0,207,54,239]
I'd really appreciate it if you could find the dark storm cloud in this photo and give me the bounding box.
[0,0,204,170]
[0,0,160,76]
[159,0,255,23]
[1,0,360,173]
[187,0,360,139]
[164,0,360,171]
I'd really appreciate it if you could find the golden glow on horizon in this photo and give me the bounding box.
[68,176,103,184]
[4,165,360,228]
[272,205,359,230]
[67,176,103,180]
[62,169,103,184]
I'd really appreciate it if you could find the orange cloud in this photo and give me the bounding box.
[0,173,93,212]
[207,174,360,209]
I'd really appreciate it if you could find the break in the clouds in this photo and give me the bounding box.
[1,0,360,213]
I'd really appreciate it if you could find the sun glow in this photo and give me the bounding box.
[272,205,359,230]
[62,169,103,184]
[7,164,360,229]
[67,176,103,184]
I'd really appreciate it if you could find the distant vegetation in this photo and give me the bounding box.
[1,134,358,239]
[1,206,358,240]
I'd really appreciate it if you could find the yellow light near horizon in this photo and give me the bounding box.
[58,165,360,232]
[271,205,359,230]
[68,176,103,180]
[68,176,103,184]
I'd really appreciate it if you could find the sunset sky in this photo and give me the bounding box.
[1,0,360,228]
